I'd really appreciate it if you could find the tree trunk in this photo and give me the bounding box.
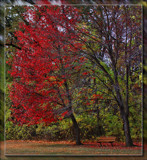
[115,89,134,147]
[64,80,82,145]
[113,65,134,147]
[70,113,82,145]
[121,110,134,147]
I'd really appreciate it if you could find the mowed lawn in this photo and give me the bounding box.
[2,140,143,156]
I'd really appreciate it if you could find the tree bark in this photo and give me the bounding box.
[120,109,134,146]
[112,57,134,147]
[113,80,134,146]
[114,84,134,146]
[64,80,82,145]
[70,113,82,145]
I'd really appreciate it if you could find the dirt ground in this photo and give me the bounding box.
[0,140,146,160]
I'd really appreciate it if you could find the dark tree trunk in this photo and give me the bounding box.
[121,110,134,147]
[115,88,134,147]
[64,80,82,145]
[70,113,82,145]
[112,63,134,147]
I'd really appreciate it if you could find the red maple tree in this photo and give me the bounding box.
[7,5,85,144]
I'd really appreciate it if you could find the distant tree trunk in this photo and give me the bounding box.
[30,125,37,138]
[96,106,103,136]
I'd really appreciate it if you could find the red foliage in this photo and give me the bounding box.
[8,5,83,125]
[91,94,103,102]
[61,111,68,117]
[82,72,88,75]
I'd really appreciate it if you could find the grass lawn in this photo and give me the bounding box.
[1,140,143,156]
[1,140,147,160]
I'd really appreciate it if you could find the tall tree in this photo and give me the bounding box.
[74,5,142,146]
[7,5,85,145]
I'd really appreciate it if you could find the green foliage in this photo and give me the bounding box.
[77,113,99,140]
[34,121,73,141]
[6,121,36,140]
[99,108,124,141]
[129,105,142,140]
[5,107,142,142]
